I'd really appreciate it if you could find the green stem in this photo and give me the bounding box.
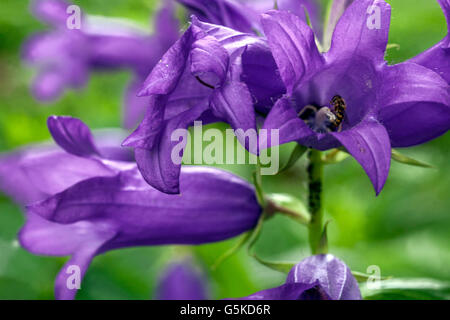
[307,149,327,254]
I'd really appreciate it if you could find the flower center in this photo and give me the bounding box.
[298,95,347,133]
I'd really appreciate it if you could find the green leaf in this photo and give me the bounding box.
[391,149,434,168]
[278,144,308,174]
[361,278,450,300]
[252,255,295,274]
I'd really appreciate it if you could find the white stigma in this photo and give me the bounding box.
[314,107,336,132]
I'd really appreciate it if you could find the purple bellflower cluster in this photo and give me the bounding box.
[0,0,449,300]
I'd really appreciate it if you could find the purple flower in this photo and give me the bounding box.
[0,118,132,205]
[176,0,323,36]
[156,260,209,300]
[24,0,179,129]
[123,16,266,194]
[236,254,361,300]
[411,0,450,84]
[14,116,261,300]
[259,0,450,194]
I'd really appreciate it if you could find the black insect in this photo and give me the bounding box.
[330,95,346,132]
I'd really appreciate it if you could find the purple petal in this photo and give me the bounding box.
[0,148,116,205]
[378,63,450,147]
[31,69,66,101]
[47,116,100,157]
[156,261,208,300]
[410,0,450,83]
[238,282,330,300]
[190,35,229,87]
[122,95,166,150]
[139,25,199,96]
[327,0,390,64]
[276,0,324,40]
[29,166,261,239]
[240,43,286,112]
[323,0,354,49]
[155,0,180,49]
[261,10,323,94]
[261,97,315,148]
[178,0,258,33]
[287,254,361,300]
[0,127,133,205]
[122,77,151,130]
[31,0,71,27]
[133,104,209,194]
[331,117,391,195]
[211,82,257,153]
[193,18,263,54]
[19,213,117,300]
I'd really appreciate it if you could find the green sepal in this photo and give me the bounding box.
[278,144,308,174]
[267,193,311,225]
[391,149,434,168]
[317,220,330,254]
[211,232,252,270]
[252,254,296,274]
[322,149,350,164]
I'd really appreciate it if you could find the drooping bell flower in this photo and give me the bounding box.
[156,260,209,300]
[24,0,179,128]
[20,164,260,300]
[14,117,261,300]
[259,0,450,194]
[411,0,450,84]
[235,254,361,300]
[123,16,268,194]
[0,117,133,205]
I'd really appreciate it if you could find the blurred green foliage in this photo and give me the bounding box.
[0,0,449,300]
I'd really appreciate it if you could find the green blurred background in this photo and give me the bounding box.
[0,0,449,299]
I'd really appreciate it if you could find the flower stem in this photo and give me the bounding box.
[307,149,327,254]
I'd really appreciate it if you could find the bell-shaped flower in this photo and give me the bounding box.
[259,0,450,194]
[235,254,361,300]
[122,16,268,194]
[156,260,209,300]
[13,116,261,300]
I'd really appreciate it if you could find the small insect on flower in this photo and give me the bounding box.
[330,95,346,132]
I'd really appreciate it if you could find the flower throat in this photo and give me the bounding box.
[298,95,347,133]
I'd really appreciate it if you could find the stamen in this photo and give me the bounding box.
[297,95,346,133]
